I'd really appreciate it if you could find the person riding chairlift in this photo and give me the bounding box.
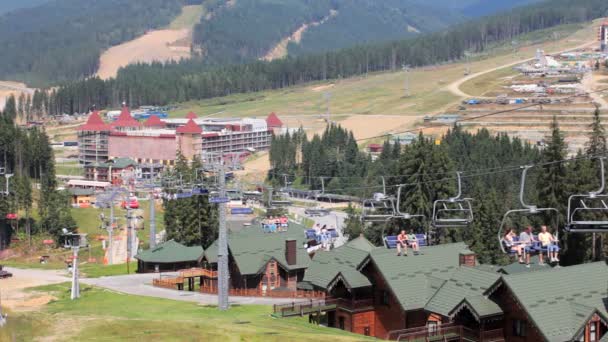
[538,225,559,264]
[396,230,420,256]
[503,229,524,264]
[519,226,536,268]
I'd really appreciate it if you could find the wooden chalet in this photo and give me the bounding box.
[134,240,204,273]
[200,221,316,297]
[290,236,608,342]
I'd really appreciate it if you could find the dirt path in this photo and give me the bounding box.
[1,268,69,311]
[262,9,337,61]
[445,40,597,99]
[582,72,608,109]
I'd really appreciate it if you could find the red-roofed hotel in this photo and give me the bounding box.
[78,109,283,168]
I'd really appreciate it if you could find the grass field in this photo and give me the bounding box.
[3,283,372,341]
[168,5,205,30]
[167,21,596,120]
[55,161,82,176]
[459,66,519,97]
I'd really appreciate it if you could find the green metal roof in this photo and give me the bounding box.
[85,157,136,169]
[303,244,372,290]
[203,221,310,275]
[368,242,471,311]
[344,235,376,252]
[453,295,503,320]
[134,240,203,264]
[503,262,608,342]
[498,255,551,274]
[424,266,501,318]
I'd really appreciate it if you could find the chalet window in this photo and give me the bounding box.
[590,321,597,341]
[513,320,527,337]
[427,321,438,334]
[381,290,390,306]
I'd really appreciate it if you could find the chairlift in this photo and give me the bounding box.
[361,177,397,223]
[382,185,428,247]
[566,157,608,233]
[497,166,559,254]
[432,172,474,229]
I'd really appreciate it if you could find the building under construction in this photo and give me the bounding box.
[600,21,608,52]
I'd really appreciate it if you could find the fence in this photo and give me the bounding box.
[153,277,184,290]
[200,285,326,299]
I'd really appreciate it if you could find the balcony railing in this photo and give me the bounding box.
[388,324,504,342]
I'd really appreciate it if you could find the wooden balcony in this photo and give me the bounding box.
[388,324,504,342]
[273,297,374,317]
[200,285,326,300]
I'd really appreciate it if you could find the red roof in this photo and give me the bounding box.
[143,115,166,128]
[266,112,283,127]
[186,111,198,119]
[176,119,202,134]
[78,111,111,131]
[111,106,140,128]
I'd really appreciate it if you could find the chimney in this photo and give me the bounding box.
[285,239,297,266]
[459,250,476,267]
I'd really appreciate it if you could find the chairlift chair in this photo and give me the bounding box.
[382,185,428,247]
[497,166,559,254]
[566,157,608,233]
[432,172,474,229]
[361,195,396,223]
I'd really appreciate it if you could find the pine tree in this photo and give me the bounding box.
[586,106,607,157]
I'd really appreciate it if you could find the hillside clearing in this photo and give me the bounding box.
[96,4,205,80]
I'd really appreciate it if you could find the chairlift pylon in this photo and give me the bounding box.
[498,166,559,254]
[566,157,608,233]
[431,171,474,229]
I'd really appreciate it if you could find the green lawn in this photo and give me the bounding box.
[55,162,83,176]
[8,283,372,341]
[459,66,519,97]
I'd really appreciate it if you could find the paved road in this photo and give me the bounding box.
[81,273,299,305]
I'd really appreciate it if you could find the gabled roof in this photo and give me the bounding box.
[266,112,283,127]
[303,244,371,290]
[425,266,501,318]
[451,295,503,321]
[143,114,167,128]
[84,157,136,169]
[134,239,204,264]
[204,221,310,275]
[503,262,608,341]
[176,119,203,134]
[78,111,111,131]
[344,235,376,252]
[68,188,95,196]
[367,242,471,311]
[497,255,550,274]
[186,111,198,119]
[111,106,140,128]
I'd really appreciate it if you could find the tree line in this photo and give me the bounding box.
[0,102,76,247]
[47,0,608,114]
[270,109,608,266]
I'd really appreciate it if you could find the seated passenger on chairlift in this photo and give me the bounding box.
[519,226,535,267]
[396,230,420,256]
[538,225,560,264]
[503,229,524,264]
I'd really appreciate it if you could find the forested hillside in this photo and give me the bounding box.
[269,117,600,266]
[48,0,608,114]
[0,0,183,86]
[194,0,465,63]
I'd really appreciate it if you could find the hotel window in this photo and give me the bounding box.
[381,290,390,306]
[513,320,527,337]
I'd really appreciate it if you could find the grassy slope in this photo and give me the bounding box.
[169,22,595,119]
[8,283,372,341]
[168,4,205,30]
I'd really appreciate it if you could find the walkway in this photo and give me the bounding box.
[81,273,299,305]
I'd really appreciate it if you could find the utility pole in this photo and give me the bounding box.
[402,64,411,98]
[70,246,80,300]
[126,195,132,274]
[217,162,229,310]
[323,92,331,123]
[149,192,156,249]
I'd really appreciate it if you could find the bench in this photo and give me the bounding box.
[305,230,317,240]
[384,234,427,249]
